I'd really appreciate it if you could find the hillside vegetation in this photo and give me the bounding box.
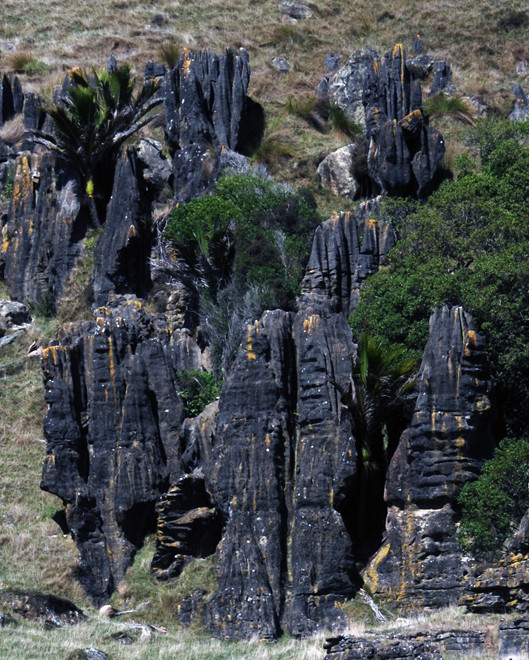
[2,0,529,657]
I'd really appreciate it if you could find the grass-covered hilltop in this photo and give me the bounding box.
[1,1,529,658]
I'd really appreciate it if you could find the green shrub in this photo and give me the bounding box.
[176,370,221,418]
[165,173,320,309]
[165,173,320,377]
[458,438,529,557]
[423,94,474,124]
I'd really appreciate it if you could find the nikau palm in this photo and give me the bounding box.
[352,332,417,469]
[31,64,162,224]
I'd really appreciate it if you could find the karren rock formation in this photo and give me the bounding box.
[1,38,528,658]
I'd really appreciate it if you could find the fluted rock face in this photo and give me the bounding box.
[204,307,359,640]
[364,306,495,611]
[300,204,396,317]
[364,45,446,198]
[163,49,257,203]
[3,151,86,308]
[164,49,250,153]
[40,299,205,604]
[92,149,152,306]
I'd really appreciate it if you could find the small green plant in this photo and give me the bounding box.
[0,166,14,200]
[176,370,221,418]
[32,64,161,224]
[8,52,48,76]
[158,42,182,69]
[458,437,529,557]
[423,94,475,125]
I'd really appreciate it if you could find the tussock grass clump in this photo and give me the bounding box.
[158,42,182,69]
[424,94,475,125]
[8,52,49,76]
[0,114,25,146]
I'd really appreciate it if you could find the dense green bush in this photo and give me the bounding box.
[165,173,320,307]
[458,438,529,557]
[165,173,320,378]
[350,119,529,435]
[176,369,221,418]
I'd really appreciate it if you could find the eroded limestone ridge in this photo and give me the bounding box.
[300,203,395,317]
[364,44,446,198]
[204,307,359,639]
[40,297,206,604]
[364,305,495,611]
[163,47,262,203]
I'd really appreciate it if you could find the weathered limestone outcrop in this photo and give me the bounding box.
[461,511,529,613]
[40,298,206,604]
[323,628,486,659]
[0,591,86,628]
[364,45,446,198]
[364,306,495,611]
[319,45,446,200]
[92,149,153,307]
[326,47,379,127]
[300,204,396,317]
[3,151,86,309]
[163,48,261,203]
[498,619,529,658]
[204,306,360,640]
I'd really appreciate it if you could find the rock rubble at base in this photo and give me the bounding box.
[323,629,486,659]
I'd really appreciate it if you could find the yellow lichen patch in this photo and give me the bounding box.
[363,541,390,594]
[430,409,437,433]
[182,49,192,77]
[41,344,65,365]
[231,495,237,507]
[392,43,405,83]
[372,59,379,74]
[302,315,319,335]
[126,224,136,238]
[13,155,32,209]
[108,337,116,391]
[475,395,491,412]
[67,66,84,80]
[2,225,8,254]
[465,329,478,355]
[368,218,378,228]
[245,324,256,360]
[265,434,271,447]
[392,43,404,59]
[455,437,465,449]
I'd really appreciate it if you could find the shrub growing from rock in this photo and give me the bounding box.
[458,437,529,557]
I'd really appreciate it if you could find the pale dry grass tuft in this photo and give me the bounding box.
[0,113,25,145]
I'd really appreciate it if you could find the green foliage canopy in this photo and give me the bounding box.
[164,173,320,308]
[33,64,161,222]
[458,437,529,557]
